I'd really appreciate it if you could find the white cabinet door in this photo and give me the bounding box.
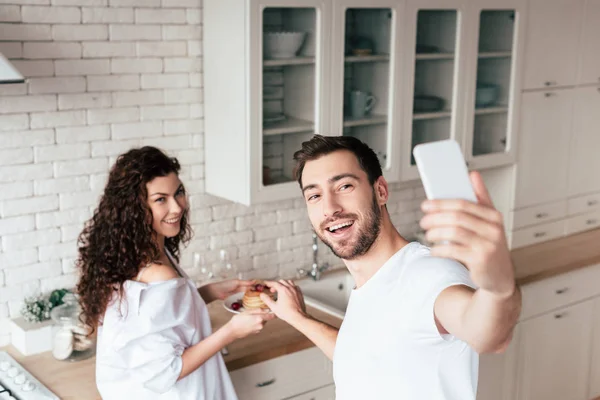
[285,384,336,400]
[578,0,600,85]
[514,90,573,208]
[516,300,594,400]
[522,0,583,90]
[589,298,600,399]
[568,86,600,197]
[477,325,519,400]
[230,347,334,400]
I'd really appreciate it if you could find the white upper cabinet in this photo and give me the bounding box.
[514,90,573,209]
[461,0,526,170]
[204,0,331,205]
[400,0,526,181]
[568,86,600,197]
[522,0,584,90]
[204,0,527,204]
[400,0,466,181]
[330,0,404,182]
[578,0,600,85]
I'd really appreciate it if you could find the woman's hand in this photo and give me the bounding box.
[225,310,275,339]
[199,279,255,303]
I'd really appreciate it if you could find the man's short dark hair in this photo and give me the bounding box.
[293,134,383,187]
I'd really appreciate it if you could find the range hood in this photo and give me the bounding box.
[0,53,24,84]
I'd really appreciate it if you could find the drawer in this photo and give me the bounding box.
[510,201,567,230]
[565,210,600,235]
[520,263,600,320]
[510,220,565,249]
[567,192,600,215]
[230,347,333,400]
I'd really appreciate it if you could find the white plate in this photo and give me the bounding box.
[223,293,245,314]
[263,113,286,124]
[223,293,275,314]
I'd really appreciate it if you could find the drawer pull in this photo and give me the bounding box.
[554,312,567,319]
[256,378,276,388]
[544,92,556,97]
[535,212,548,219]
[586,219,598,225]
[533,232,547,238]
[588,200,598,206]
[555,287,569,294]
[544,81,557,86]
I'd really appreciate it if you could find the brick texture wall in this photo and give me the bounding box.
[0,0,425,346]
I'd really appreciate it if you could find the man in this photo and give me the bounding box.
[259,135,521,399]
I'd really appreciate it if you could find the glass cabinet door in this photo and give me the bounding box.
[261,7,318,187]
[468,9,517,160]
[409,9,460,166]
[340,7,394,169]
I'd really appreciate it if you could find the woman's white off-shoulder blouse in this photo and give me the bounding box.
[95,256,238,400]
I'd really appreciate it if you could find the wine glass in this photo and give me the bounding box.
[193,252,213,286]
[216,249,236,280]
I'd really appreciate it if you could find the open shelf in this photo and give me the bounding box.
[345,54,390,63]
[413,110,452,120]
[263,57,315,67]
[416,53,455,61]
[478,51,512,59]
[263,116,314,136]
[475,106,509,115]
[343,114,387,128]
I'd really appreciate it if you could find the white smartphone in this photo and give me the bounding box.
[413,139,477,202]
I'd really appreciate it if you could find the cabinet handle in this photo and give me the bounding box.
[544,92,556,98]
[256,378,276,388]
[586,219,598,225]
[554,312,567,319]
[533,232,547,238]
[544,81,557,86]
[555,287,569,294]
[587,200,598,206]
[535,212,548,219]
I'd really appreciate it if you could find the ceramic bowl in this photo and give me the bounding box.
[264,32,306,59]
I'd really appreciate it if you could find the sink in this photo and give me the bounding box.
[297,269,355,319]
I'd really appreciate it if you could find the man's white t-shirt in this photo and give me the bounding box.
[333,242,478,400]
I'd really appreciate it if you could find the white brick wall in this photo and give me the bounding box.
[0,0,425,349]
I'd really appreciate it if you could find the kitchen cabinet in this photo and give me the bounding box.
[229,347,333,400]
[285,384,335,400]
[568,86,600,197]
[204,0,331,205]
[514,90,573,209]
[477,326,519,400]
[400,0,526,180]
[522,0,583,90]
[515,300,593,400]
[577,0,600,85]
[589,297,600,399]
[204,0,526,204]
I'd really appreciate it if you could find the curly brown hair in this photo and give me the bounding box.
[76,146,192,333]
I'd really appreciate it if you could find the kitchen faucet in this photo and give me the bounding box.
[297,232,330,281]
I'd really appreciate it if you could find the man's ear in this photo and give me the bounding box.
[374,176,389,205]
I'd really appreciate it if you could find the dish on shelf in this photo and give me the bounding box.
[263,112,286,125]
[416,44,440,53]
[263,31,306,59]
[475,83,500,107]
[413,95,445,112]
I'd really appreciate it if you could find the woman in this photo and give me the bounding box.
[76,146,273,399]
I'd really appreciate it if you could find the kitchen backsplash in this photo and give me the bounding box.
[0,0,426,347]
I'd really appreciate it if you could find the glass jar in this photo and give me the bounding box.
[50,293,95,362]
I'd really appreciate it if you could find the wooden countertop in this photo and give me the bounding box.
[2,228,599,399]
[0,304,342,400]
[512,228,600,285]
